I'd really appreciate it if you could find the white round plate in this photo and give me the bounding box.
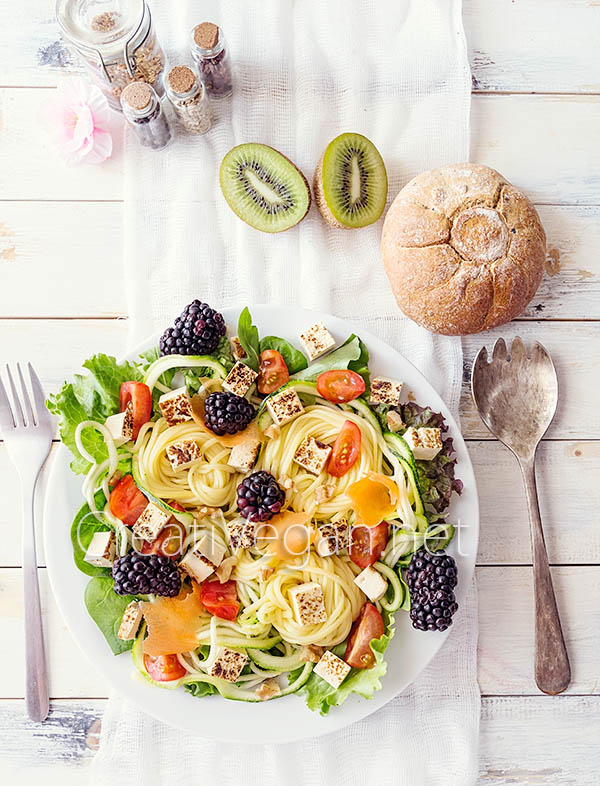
[44,304,479,743]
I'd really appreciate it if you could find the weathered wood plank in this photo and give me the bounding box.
[478,696,600,785]
[461,321,600,440]
[0,202,125,317]
[1,696,599,784]
[2,440,598,569]
[1,566,598,698]
[1,90,600,204]
[1,203,598,320]
[1,318,596,440]
[463,0,600,94]
[2,0,599,94]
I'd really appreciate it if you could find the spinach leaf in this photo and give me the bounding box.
[292,335,368,382]
[84,576,137,655]
[259,336,308,374]
[70,493,113,577]
[237,307,260,371]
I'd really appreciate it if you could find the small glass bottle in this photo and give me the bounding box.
[190,22,233,98]
[56,0,166,112]
[165,65,211,135]
[120,81,171,150]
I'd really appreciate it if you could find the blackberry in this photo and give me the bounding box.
[112,552,181,597]
[159,300,226,356]
[237,471,285,522]
[406,549,458,632]
[204,391,255,436]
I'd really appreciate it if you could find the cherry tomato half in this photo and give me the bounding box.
[200,579,240,621]
[257,350,289,395]
[327,420,362,478]
[144,653,186,682]
[344,603,385,669]
[141,521,186,559]
[109,474,147,526]
[316,370,365,404]
[120,381,152,440]
[349,521,389,570]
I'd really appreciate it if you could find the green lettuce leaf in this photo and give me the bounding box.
[84,576,136,655]
[184,681,219,699]
[259,336,308,375]
[292,335,369,383]
[295,613,394,715]
[46,354,145,474]
[70,492,112,577]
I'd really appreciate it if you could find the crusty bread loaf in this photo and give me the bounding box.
[381,164,546,335]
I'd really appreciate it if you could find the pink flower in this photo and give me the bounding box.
[41,77,113,166]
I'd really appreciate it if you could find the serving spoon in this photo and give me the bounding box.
[471,337,571,695]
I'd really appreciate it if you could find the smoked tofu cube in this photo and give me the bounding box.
[293,437,331,476]
[104,404,134,447]
[227,439,261,472]
[403,427,443,461]
[132,502,169,544]
[222,361,258,398]
[266,388,304,426]
[226,518,256,550]
[369,377,403,407]
[315,519,349,557]
[117,601,143,641]
[354,565,388,602]
[314,650,351,689]
[229,336,247,360]
[289,581,328,625]
[180,534,226,583]
[83,530,116,568]
[299,322,336,361]
[165,439,201,471]
[158,386,194,426]
[209,647,247,682]
[386,410,405,433]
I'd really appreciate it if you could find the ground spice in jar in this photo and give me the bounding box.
[121,81,171,151]
[90,12,118,32]
[190,22,233,98]
[165,65,211,135]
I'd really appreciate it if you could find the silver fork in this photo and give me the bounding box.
[0,364,53,720]
[471,337,571,695]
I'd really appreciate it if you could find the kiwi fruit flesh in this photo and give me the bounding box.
[314,133,388,229]
[220,143,311,233]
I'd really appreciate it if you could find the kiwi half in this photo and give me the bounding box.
[314,133,388,229]
[220,143,311,233]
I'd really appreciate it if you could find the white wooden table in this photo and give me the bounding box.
[1,2,599,783]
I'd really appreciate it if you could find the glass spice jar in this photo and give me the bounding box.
[121,81,171,150]
[165,65,211,135]
[55,0,165,111]
[190,22,233,98]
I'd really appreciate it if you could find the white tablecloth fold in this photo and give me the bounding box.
[92,1,478,784]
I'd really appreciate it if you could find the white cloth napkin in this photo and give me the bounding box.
[92,1,478,784]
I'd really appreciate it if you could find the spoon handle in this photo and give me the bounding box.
[519,457,571,694]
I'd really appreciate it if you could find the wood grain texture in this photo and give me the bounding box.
[1,566,598,699]
[1,90,600,204]
[2,439,598,569]
[1,203,599,319]
[2,0,599,94]
[463,0,600,94]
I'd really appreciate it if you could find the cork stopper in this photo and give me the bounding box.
[121,82,152,111]
[193,22,219,49]
[167,66,196,95]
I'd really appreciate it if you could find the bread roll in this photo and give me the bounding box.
[381,164,546,335]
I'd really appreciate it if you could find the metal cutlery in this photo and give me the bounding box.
[0,364,53,720]
[471,337,571,695]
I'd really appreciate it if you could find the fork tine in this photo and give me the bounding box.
[492,338,507,362]
[17,363,36,426]
[0,374,17,433]
[28,363,50,427]
[6,366,25,426]
[510,336,527,362]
